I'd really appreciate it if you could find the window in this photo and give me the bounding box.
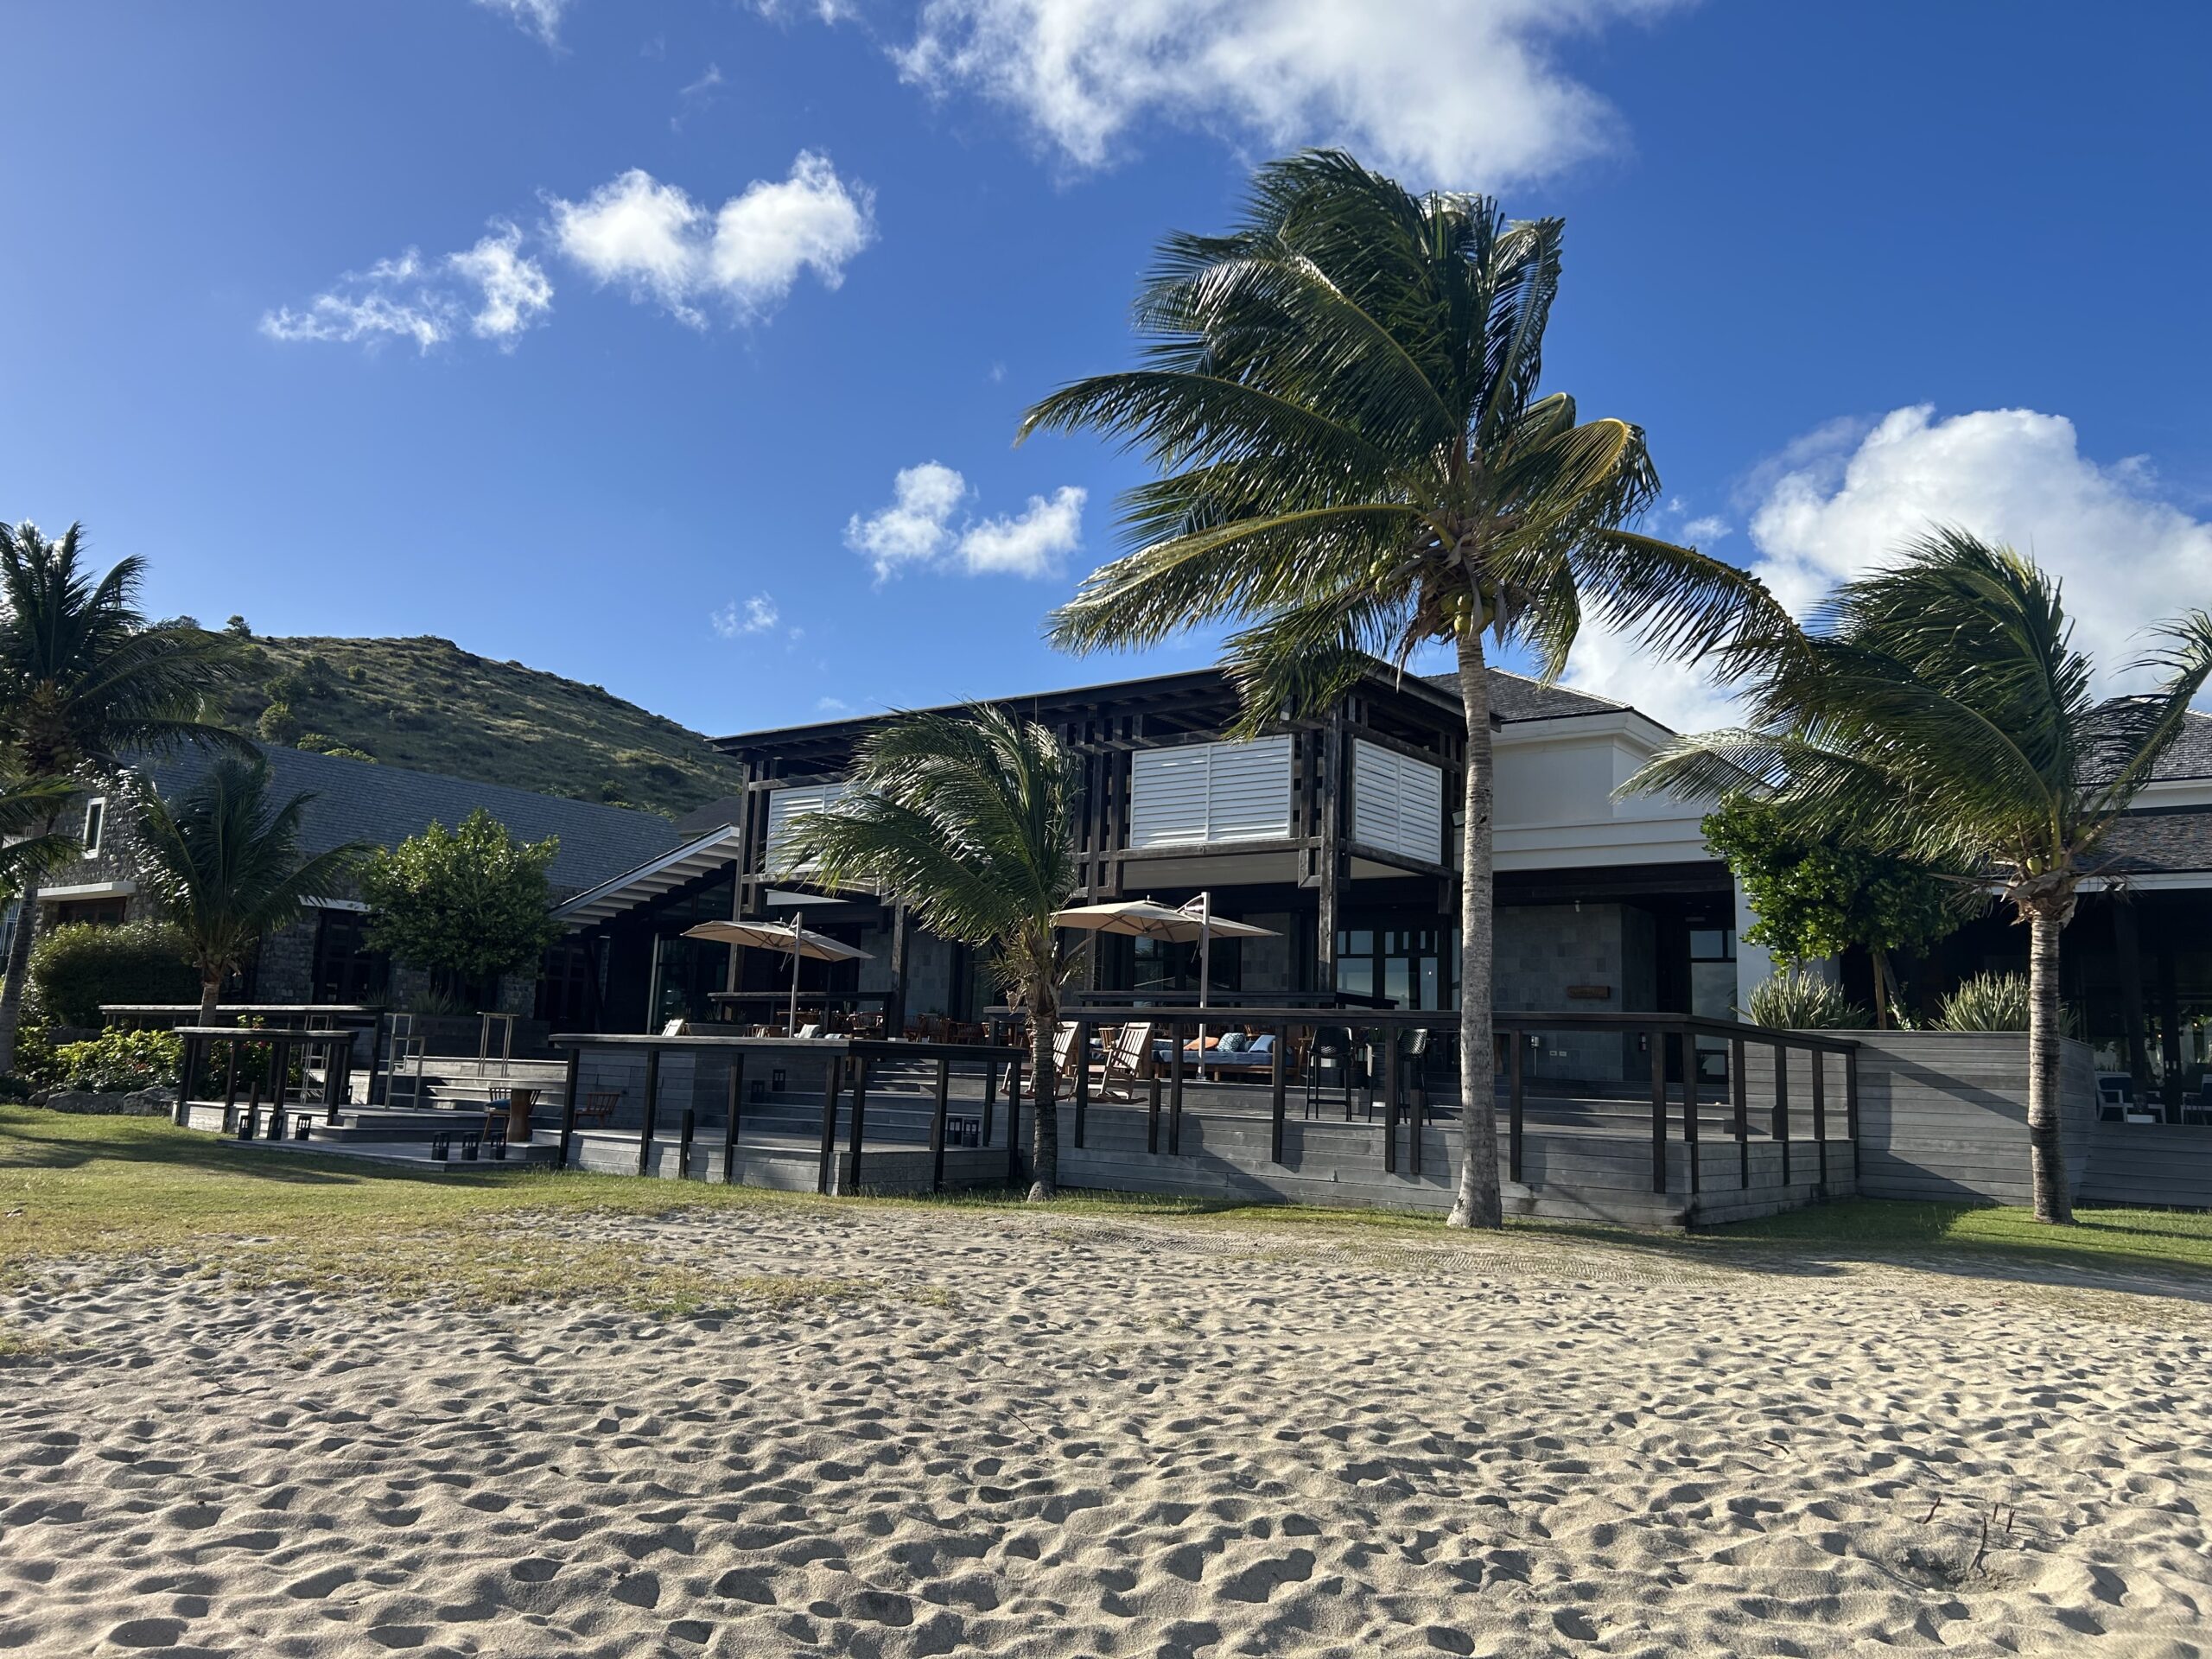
[311,908,390,1004]
[80,798,106,857]
[1128,736,1292,848]
[53,897,128,929]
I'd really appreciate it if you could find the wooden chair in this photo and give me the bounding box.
[1090,1021,1154,1101]
[575,1090,620,1128]
[1050,1021,1082,1097]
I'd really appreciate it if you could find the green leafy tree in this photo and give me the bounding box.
[135,758,369,1021]
[1701,792,1974,1024]
[1628,528,2212,1224]
[782,706,1079,1201]
[0,522,242,1071]
[1022,150,1780,1228]
[359,810,561,1003]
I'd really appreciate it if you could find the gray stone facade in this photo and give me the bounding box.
[1494,903,1657,1082]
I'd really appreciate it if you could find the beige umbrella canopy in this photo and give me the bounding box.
[683,916,873,1034]
[1052,896,1278,1028]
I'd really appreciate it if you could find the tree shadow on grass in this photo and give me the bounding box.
[0,1107,496,1190]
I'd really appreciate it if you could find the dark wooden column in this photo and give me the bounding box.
[885,902,910,1038]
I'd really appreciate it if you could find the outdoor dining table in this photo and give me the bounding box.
[505,1086,539,1141]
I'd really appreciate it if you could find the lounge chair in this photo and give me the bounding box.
[1194,1032,1281,1082]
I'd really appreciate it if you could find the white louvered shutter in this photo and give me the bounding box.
[1352,741,1444,863]
[1128,736,1291,847]
[765,783,849,872]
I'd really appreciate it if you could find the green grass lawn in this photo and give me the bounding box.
[1714,1196,2212,1276]
[1,1109,2203,1317]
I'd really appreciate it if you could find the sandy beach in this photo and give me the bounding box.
[3,1205,2207,1658]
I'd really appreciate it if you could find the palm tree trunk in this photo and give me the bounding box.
[1870,948,1891,1029]
[1027,982,1059,1201]
[2025,906,2073,1224]
[0,809,58,1076]
[198,977,221,1026]
[1446,630,1503,1229]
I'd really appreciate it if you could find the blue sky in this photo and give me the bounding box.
[4,1,2210,737]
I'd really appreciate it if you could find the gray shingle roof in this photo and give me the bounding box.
[134,744,683,899]
[2149,710,2212,781]
[1422,669,1632,723]
[2097,807,2212,875]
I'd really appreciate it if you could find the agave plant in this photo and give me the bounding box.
[1744,967,1870,1031]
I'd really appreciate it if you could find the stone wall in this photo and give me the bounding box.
[1494,903,1655,1083]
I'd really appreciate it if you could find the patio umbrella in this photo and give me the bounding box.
[1051,895,1278,1041]
[683,915,874,1035]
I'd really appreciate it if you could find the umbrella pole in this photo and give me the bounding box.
[789,911,803,1036]
[1196,891,1211,1060]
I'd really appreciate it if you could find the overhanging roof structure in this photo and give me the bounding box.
[554,823,743,927]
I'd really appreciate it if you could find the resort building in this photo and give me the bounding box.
[553,663,1749,1084]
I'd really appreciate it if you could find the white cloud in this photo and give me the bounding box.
[817,696,855,714]
[447,220,553,342]
[550,154,875,327]
[1558,404,2212,731]
[847,464,1086,581]
[474,0,570,45]
[956,485,1086,577]
[847,462,969,579]
[260,251,455,353]
[1680,515,1731,544]
[891,0,1683,183]
[263,226,551,354]
[711,594,785,639]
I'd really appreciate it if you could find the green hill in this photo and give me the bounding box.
[214,633,748,817]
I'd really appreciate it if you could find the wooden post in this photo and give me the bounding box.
[637,1047,661,1178]
[929,1056,950,1193]
[817,1057,841,1195]
[223,1042,240,1112]
[1269,1021,1287,1166]
[677,1106,697,1181]
[1810,1046,1828,1189]
[886,902,910,1039]
[1167,1016,1185,1155]
[1003,1053,1024,1185]
[846,1054,869,1192]
[1731,1035,1749,1189]
[980,1058,996,1149]
[722,1053,744,1186]
[1772,1041,1790,1186]
[1503,1035,1522,1185]
[1844,1043,1860,1145]
[1072,1018,1090,1150]
[557,1046,582,1170]
[1681,1039,1700,1197]
[1649,1029,1668,1193]
[1147,1070,1160,1154]
[268,1039,290,1138]
[240,1074,261,1140]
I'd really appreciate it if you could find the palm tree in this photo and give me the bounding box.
[1021,149,1781,1228]
[133,757,369,1022]
[780,706,1078,1200]
[0,522,242,1071]
[1625,528,2212,1224]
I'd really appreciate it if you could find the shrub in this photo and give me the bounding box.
[257,702,301,744]
[50,1028,182,1093]
[29,921,198,1027]
[1745,966,1870,1030]
[1933,971,2033,1032]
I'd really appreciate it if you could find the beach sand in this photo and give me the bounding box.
[2,1205,2207,1656]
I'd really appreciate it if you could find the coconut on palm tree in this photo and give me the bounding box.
[133,756,369,1023]
[1021,149,1782,1228]
[1625,528,2212,1224]
[0,523,241,1070]
[779,706,1078,1200]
